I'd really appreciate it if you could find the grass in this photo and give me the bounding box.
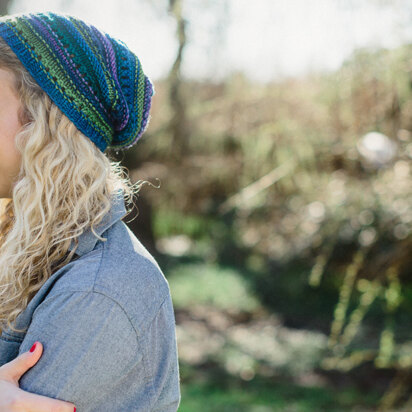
[178,367,381,412]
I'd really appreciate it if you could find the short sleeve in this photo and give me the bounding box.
[17,290,142,411]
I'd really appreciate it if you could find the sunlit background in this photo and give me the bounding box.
[8,0,412,83]
[1,0,412,410]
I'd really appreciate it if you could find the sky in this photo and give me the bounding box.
[8,0,412,84]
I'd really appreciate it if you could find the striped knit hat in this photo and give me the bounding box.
[0,11,155,152]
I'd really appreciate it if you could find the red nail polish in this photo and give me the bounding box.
[74,408,76,412]
[29,342,37,352]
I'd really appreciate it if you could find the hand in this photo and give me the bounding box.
[0,341,76,411]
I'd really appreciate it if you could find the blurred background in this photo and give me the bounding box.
[1,0,412,410]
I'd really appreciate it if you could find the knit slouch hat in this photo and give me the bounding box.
[0,11,155,152]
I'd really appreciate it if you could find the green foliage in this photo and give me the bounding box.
[168,262,260,312]
[153,209,211,240]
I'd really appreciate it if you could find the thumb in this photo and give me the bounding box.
[0,341,43,384]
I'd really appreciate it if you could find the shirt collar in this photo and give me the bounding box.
[68,188,128,257]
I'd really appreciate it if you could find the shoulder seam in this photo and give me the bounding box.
[88,290,139,341]
[34,289,139,345]
[91,225,170,337]
[45,289,170,341]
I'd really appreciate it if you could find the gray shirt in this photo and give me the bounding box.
[0,189,181,411]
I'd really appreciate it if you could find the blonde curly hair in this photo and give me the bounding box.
[0,37,149,334]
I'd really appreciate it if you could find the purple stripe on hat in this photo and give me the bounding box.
[30,14,110,119]
[91,26,129,131]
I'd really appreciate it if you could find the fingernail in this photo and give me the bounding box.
[29,342,37,353]
[74,408,76,412]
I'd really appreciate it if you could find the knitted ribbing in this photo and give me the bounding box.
[0,11,155,152]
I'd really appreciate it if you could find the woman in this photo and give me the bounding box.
[0,11,180,412]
